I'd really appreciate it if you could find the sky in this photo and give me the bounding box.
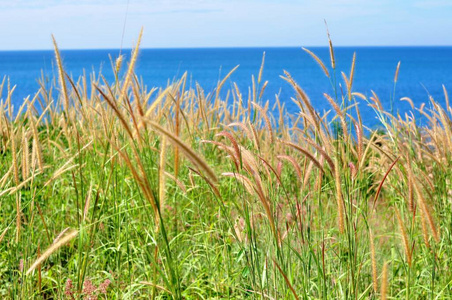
[0,0,451,50]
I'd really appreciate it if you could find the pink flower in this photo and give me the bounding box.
[98,279,111,294]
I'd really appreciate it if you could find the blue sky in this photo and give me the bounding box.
[1,0,451,50]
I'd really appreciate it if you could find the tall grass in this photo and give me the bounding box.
[0,35,451,299]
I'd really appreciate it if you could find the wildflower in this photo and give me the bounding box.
[64,279,74,299]
[98,279,111,294]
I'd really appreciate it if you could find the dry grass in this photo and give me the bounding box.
[0,37,451,299]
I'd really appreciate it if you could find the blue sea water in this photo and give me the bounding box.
[0,47,451,127]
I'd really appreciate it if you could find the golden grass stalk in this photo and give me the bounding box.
[249,122,261,152]
[325,21,336,69]
[395,207,412,267]
[302,47,330,77]
[202,140,239,171]
[380,262,388,300]
[400,97,414,110]
[15,194,21,243]
[11,129,19,185]
[370,229,378,293]
[51,35,70,112]
[216,65,240,101]
[394,61,401,83]
[324,93,348,141]
[252,102,274,144]
[215,131,241,164]
[222,172,254,194]
[26,229,78,275]
[354,121,363,167]
[411,172,440,242]
[0,227,8,243]
[120,28,143,101]
[443,85,450,115]
[283,141,326,175]
[349,52,356,93]
[420,208,431,249]
[258,52,265,84]
[277,155,302,181]
[21,129,29,180]
[149,121,217,184]
[83,182,93,222]
[164,171,186,193]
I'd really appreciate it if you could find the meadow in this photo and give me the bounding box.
[1,31,451,299]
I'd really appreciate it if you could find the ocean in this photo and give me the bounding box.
[0,47,451,127]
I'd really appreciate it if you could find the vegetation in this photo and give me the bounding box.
[1,32,452,299]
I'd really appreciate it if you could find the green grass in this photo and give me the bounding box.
[0,36,452,299]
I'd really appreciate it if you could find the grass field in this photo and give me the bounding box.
[1,33,452,299]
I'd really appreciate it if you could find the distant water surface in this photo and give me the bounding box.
[0,47,451,127]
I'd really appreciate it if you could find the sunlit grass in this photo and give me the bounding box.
[0,34,451,299]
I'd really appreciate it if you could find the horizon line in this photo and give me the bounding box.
[1,45,452,52]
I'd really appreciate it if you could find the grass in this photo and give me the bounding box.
[1,34,452,299]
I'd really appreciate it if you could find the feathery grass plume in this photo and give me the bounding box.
[120,28,143,102]
[341,72,350,93]
[302,47,330,77]
[419,208,431,249]
[149,121,217,184]
[251,171,278,242]
[11,129,20,186]
[325,20,336,69]
[352,92,367,100]
[281,71,322,134]
[380,262,388,300]
[302,137,335,172]
[354,121,363,167]
[0,227,8,243]
[252,102,274,144]
[215,131,240,162]
[216,65,240,101]
[51,35,70,112]
[395,207,412,267]
[443,85,450,115]
[405,156,415,212]
[26,229,78,275]
[248,121,261,152]
[401,97,414,110]
[164,171,187,193]
[258,80,268,100]
[370,229,378,293]
[258,52,265,84]
[95,85,134,140]
[411,175,440,242]
[277,155,302,181]
[348,52,356,100]
[0,166,12,188]
[43,156,78,188]
[201,140,240,170]
[15,193,21,243]
[283,141,326,175]
[324,93,348,140]
[83,182,93,222]
[228,122,253,141]
[394,61,401,83]
[222,172,254,194]
[21,129,29,180]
